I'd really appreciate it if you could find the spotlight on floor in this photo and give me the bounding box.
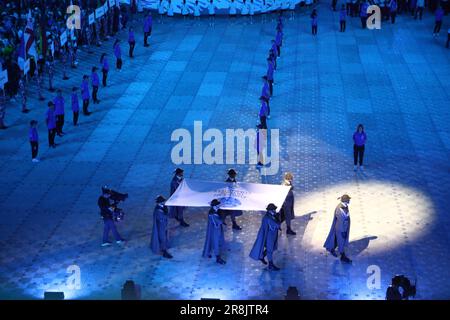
[121,280,141,300]
[44,291,65,300]
[285,286,300,300]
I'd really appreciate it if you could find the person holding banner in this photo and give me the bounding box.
[281,172,296,235]
[46,101,57,148]
[202,199,226,265]
[224,169,243,230]
[151,195,173,259]
[169,168,190,227]
[113,39,122,71]
[249,203,281,271]
[143,12,153,47]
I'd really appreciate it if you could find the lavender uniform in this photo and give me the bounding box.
[168,176,185,221]
[81,80,90,101]
[150,204,170,254]
[323,203,351,255]
[249,212,280,262]
[202,208,225,258]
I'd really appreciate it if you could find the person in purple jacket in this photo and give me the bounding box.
[113,39,122,71]
[46,101,57,148]
[340,5,347,32]
[81,75,91,116]
[353,124,367,171]
[128,27,136,58]
[311,9,318,35]
[91,66,100,104]
[433,6,444,36]
[29,120,39,162]
[261,76,271,111]
[100,53,109,87]
[266,57,275,96]
[54,89,65,137]
[259,97,269,129]
[144,12,153,47]
[72,87,80,126]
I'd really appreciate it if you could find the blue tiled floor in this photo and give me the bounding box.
[0,5,449,300]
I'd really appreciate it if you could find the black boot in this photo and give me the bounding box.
[162,250,173,259]
[216,256,226,265]
[268,261,280,271]
[286,227,296,235]
[232,222,242,230]
[180,220,190,227]
[260,257,268,265]
[329,249,338,257]
[340,253,352,263]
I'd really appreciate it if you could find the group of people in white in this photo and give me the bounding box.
[155,0,314,23]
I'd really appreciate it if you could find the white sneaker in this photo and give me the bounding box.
[101,242,112,247]
[32,158,40,163]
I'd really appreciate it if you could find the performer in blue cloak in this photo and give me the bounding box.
[168,168,189,227]
[281,172,297,236]
[150,195,173,259]
[223,168,243,230]
[249,203,282,271]
[202,199,226,265]
[323,194,352,263]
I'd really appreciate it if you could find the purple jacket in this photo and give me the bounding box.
[81,79,90,100]
[54,96,65,115]
[311,14,318,26]
[29,127,38,142]
[259,101,269,117]
[46,108,56,130]
[267,61,274,81]
[102,57,109,71]
[340,9,347,21]
[114,43,122,59]
[91,72,100,87]
[435,8,444,22]
[353,132,367,146]
[71,93,79,112]
[129,31,135,43]
[275,31,282,46]
[261,82,270,99]
[144,16,152,33]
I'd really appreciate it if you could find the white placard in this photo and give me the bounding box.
[95,7,104,18]
[60,31,67,46]
[0,70,8,89]
[89,13,95,25]
[24,59,30,74]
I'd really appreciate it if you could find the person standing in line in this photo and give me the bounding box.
[281,172,297,235]
[261,76,271,110]
[202,199,226,265]
[143,12,153,46]
[29,120,39,163]
[46,101,57,148]
[71,87,80,126]
[340,4,347,32]
[311,9,318,35]
[150,195,173,259]
[360,1,369,29]
[414,0,424,20]
[91,67,100,104]
[181,0,190,21]
[353,124,367,171]
[346,0,352,16]
[332,0,338,11]
[81,75,91,116]
[54,89,65,137]
[255,123,267,167]
[128,27,136,58]
[100,54,109,87]
[208,0,216,26]
[169,168,190,227]
[194,0,201,24]
[158,0,167,24]
[259,97,269,129]
[229,0,238,23]
[241,0,250,24]
[19,76,29,113]
[389,0,398,24]
[266,57,275,96]
[167,0,175,18]
[249,0,255,24]
[249,203,282,271]
[323,194,352,263]
[113,39,122,71]
[433,6,444,36]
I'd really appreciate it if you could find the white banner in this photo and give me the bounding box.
[89,13,95,25]
[0,70,8,89]
[166,179,290,212]
[95,7,104,18]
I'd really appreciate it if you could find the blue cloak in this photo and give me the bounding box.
[249,212,280,261]
[169,175,185,220]
[202,208,225,257]
[323,203,351,254]
[150,204,169,254]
